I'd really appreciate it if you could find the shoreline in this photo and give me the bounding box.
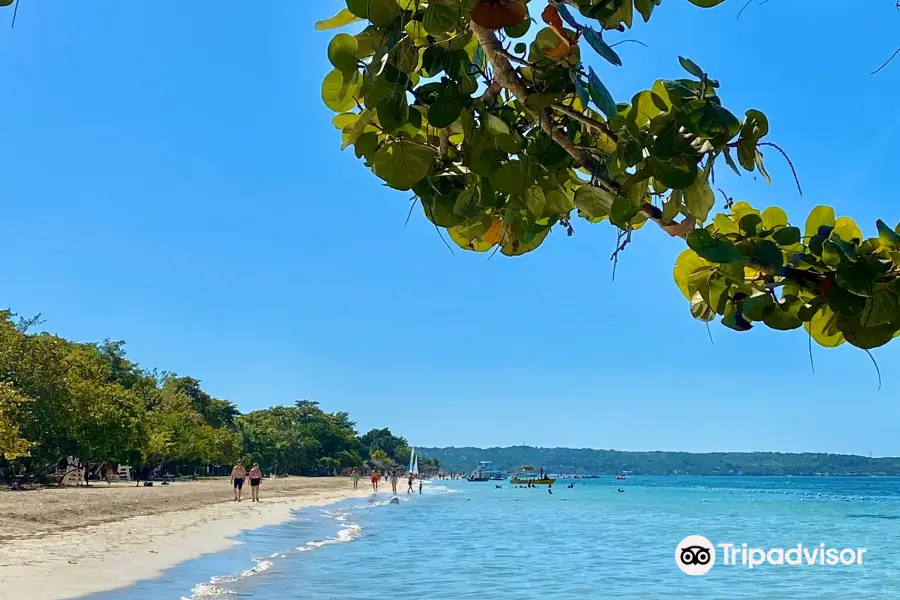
[0,477,372,600]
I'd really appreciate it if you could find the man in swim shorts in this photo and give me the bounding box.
[231,461,247,502]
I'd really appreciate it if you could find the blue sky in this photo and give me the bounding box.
[1,1,899,455]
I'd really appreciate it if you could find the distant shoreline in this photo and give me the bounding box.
[0,476,369,600]
[422,446,900,477]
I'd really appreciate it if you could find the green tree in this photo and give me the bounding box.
[317,0,900,351]
[0,383,32,460]
[359,427,409,461]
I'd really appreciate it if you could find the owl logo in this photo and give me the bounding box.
[676,536,716,575]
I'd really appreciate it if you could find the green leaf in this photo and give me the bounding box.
[315,9,362,31]
[804,205,836,241]
[634,0,658,22]
[366,0,402,27]
[649,157,698,191]
[836,260,879,297]
[740,239,784,269]
[837,317,898,350]
[545,189,574,214]
[662,190,682,222]
[390,37,420,73]
[376,94,409,133]
[877,219,900,249]
[610,196,639,227]
[741,293,775,321]
[587,67,617,120]
[371,141,434,189]
[763,296,804,331]
[481,112,510,136]
[722,302,753,331]
[453,187,476,216]
[683,172,715,222]
[738,214,762,237]
[341,109,374,150]
[690,290,716,322]
[525,187,546,218]
[574,186,614,220]
[772,226,801,247]
[322,69,361,113]
[687,230,743,263]
[423,0,459,35]
[328,33,360,73]
[861,289,900,327]
[354,131,379,161]
[823,279,866,318]
[678,56,704,78]
[571,73,591,111]
[490,160,529,194]
[428,95,464,128]
[582,28,622,66]
[504,16,532,38]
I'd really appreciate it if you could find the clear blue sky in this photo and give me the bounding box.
[1,1,899,455]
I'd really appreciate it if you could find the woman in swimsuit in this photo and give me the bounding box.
[371,470,379,492]
[249,463,263,502]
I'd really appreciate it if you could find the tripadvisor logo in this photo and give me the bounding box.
[675,536,867,574]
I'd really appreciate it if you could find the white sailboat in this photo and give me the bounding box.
[408,447,419,477]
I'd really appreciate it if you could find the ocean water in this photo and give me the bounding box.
[89,477,900,600]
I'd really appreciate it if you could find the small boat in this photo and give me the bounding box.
[468,461,500,482]
[616,473,626,480]
[509,465,555,485]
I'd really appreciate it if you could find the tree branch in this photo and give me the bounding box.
[551,103,618,144]
[471,22,695,238]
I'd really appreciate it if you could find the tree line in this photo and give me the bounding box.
[421,445,900,476]
[0,311,438,482]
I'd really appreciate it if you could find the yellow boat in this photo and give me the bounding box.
[509,465,555,485]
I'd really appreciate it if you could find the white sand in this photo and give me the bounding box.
[0,485,371,600]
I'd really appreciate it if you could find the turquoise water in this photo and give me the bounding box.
[90,477,900,599]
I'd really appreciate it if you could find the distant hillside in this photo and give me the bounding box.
[418,446,900,476]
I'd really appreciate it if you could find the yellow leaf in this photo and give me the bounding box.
[805,307,845,348]
[832,216,862,243]
[673,249,710,300]
[761,206,788,229]
[482,220,503,245]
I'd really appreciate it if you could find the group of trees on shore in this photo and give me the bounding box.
[0,311,437,482]
[422,446,900,476]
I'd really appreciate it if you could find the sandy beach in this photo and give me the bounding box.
[0,477,370,600]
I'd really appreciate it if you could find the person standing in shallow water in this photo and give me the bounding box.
[407,473,415,494]
[230,461,247,502]
[249,463,263,502]
[351,468,360,490]
[419,478,423,494]
[370,470,379,492]
[390,470,399,494]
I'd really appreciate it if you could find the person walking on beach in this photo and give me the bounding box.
[351,468,360,490]
[407,473,415,494]
[390,470,399,494]
[249,463,263,502]
[230,461,247,502]
[418,479,423,495]
[371,470,379,492]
